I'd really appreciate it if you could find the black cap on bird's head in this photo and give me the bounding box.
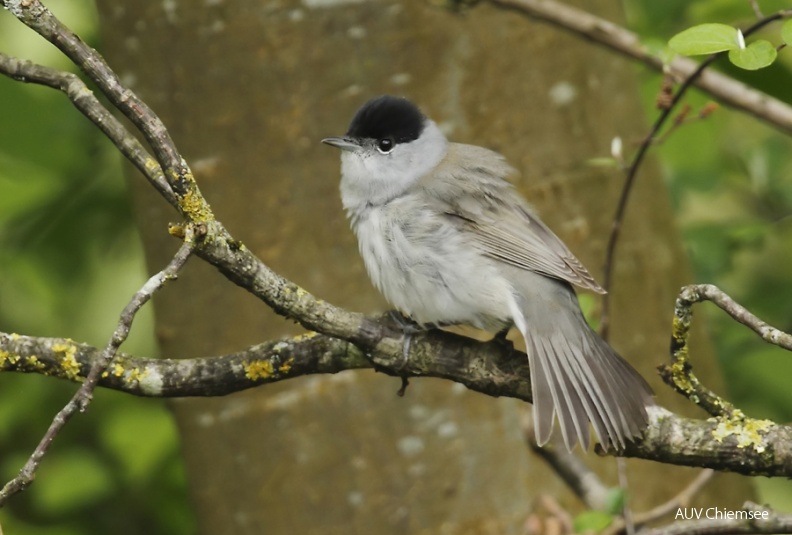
[323,95,428,153]
[346,95,426,143]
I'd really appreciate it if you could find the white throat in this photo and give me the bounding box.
[339,120,448,214]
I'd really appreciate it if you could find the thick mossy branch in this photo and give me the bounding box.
[618,406,791,478]
[4,330,792,478]
[0,332,369,396]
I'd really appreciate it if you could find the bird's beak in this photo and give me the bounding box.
[322,136,359,152]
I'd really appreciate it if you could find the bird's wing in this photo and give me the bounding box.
[423,143,606,294]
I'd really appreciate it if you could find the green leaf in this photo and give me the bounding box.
[782,18,792,45]
[605,487,627,515]
[573,510,613,533]
[669,23,740,55]
[728,40,777,70]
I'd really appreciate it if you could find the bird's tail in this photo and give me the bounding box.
[509,278,654,451]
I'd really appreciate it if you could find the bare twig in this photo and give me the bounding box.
[0,0,373,353]
[0,0,211,222]
[487,0,792,135]
[749,0,764,19]
[535,495,574,534]
[0,226,200,505]
[676,284,792,351]
[596,12,790,337]
[616,458,635,535]
[0,53,177,207]
[603,469,714,535]
[522,411,611,510]
[660,284,792,417]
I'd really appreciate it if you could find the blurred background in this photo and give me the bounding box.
[1,0,791,533]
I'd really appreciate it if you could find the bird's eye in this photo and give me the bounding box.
[377,138,395,153]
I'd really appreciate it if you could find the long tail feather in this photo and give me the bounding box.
[509,278,653,451]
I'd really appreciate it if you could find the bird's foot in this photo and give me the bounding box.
[491,325,515,352]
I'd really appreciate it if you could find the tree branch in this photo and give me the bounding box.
[3,323,792,479]
[487,0,792,135]
[594,9,790,338]
[0,0,213,222]
[660,284,792,418]
[0,53,177,207]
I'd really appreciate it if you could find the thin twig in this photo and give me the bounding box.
[749,0,764,19]
[522,411,611,510]
[0,53,177,207]
[603,469,714,535]
[597,12,789,337]
[1,0,181,182]
[677,284,792,351]
[659,284,792,417]
[616,458,635,535]
[0,0,211,221]
[0,225,200,505]
[487,0,792,135]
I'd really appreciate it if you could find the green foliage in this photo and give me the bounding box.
[668,23,741,55]
[573,510,613,533]
[604,487,626,515]
[728,40,777,70]
[783,18,792,44]
[668,14,790,70]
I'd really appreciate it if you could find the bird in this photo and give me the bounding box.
[322,95,653,451]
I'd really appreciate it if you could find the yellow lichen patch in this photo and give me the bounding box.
[26,355,45,372]
[52,342,81,381]
[144,157,160,172]
[102,362,124,378]
[278,357,294,374]
[244,360,274,381]
[0,349,21,369]
[668,360,694,394]
[127,367,149,384]
[294,287,309,298]
[177,178,214,223]
[292,331,318,342]
[711,413,774,453]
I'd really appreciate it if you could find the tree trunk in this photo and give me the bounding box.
[97,0,751,532]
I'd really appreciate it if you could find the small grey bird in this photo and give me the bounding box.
[323,95,653,451]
